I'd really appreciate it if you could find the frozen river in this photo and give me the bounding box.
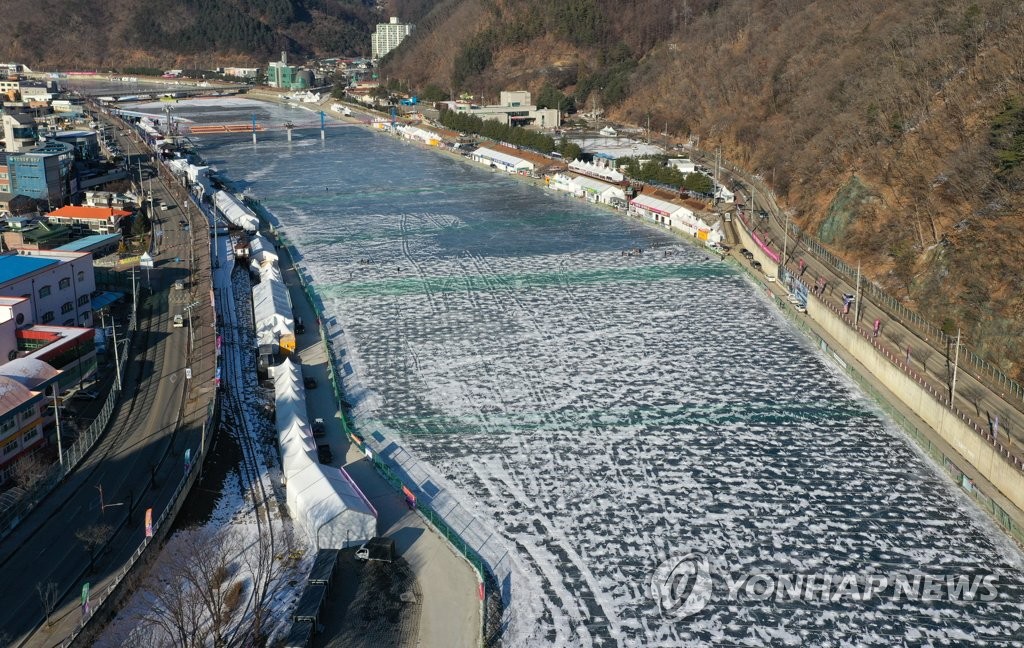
[143,98,1023,646]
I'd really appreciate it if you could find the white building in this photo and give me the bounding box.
[372,17,414,60]
[470,147,534,174]
[0,250,96,327]
[572,175,626,205]
[629,194,721,243]
[447,90,561,129]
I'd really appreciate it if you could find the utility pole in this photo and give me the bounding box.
[781,212,789,273]
[854,263,862,324]
[950,328,962,405]
[107,310,122,391]
[52,384,63,469]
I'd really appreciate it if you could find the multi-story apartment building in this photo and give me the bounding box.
[371,17,414,60]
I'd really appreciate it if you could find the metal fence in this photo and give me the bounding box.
[249,198,501,646]
[0,311,136,539]
[723,159,1024,406]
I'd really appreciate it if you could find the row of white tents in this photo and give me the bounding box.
[250,233,377,550]
[251,250,297,356]
[215,190,260,232]
[272,358,377,549]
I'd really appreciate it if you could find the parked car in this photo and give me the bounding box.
[174,279,185,290]
[173,314,184,327]
[355,537,396,563]
[295,316,305,334]
[312,418,326,437]
[304,377,317,389]
[316,443,333,464]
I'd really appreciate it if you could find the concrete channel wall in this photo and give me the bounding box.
[731,219,1024,535]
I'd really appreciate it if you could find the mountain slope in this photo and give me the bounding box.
[383,0,1024,379]
[0,0,378,67]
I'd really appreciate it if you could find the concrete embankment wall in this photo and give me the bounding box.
[731,220,1024,537]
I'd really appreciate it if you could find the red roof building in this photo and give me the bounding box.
[47,205,131,235]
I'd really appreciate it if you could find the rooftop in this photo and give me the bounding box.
[48,205,132,220]
[0,255,58,285]
[55,233,122,252]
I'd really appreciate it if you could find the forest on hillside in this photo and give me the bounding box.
[0,0,378,68]
[383,0,1024,379]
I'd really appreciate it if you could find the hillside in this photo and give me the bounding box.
[381,0,1024,379]
[0,0,379,68]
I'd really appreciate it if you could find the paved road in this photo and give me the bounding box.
[275,238,481,648]
[0,121,211,647]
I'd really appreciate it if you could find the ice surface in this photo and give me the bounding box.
[158,99,1024,647]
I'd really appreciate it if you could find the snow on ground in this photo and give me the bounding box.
[304,222,1024,646]
[96,232,308,647]
[158,98,1024,646]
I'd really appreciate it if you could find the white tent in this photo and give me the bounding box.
[287,460,377,549]
[274,358,307,432]
[571,175,625,204]
[271,358,377,549]
[471,147,534,173]
[249,234,279,267]
[254,276,295,355]
[214,190,260,232]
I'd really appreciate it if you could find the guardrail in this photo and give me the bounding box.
[246,197,502,646]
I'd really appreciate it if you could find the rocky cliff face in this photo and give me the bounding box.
[382,0,1024,378]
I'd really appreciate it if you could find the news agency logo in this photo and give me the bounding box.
[650,554,1000,619]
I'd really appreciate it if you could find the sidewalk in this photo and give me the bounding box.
[274,238,480,647]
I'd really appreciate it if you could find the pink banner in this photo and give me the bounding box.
[750,232,781,263]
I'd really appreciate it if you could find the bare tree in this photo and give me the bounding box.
[131,525,287,647]
[12,452,53,491]
[75,523,113,572]
[36,581,58,627]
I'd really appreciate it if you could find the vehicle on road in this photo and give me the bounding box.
[355,537,396,563]
[71,389,100,400]
[304,376,318,389]
[173,314,184,327]
[312,418,326,437]
[295,316,305,334]
[316,443,333,464]
[174,279,185,290]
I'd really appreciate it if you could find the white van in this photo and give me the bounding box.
[173,314,184,328]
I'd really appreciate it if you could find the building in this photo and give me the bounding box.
[470,147,535,174]
[0,250,97,328]
[0,154,9,194]
[267,52,309,90]
[46,205,130,235]
[55,233,122,258]
[50,131,100,163]
[2,112,38,153]
[447,91,561,129]
[222,67,259,79]
[7,140,75,205]
[372,17,414,60]
[572,175,627,205]
[629,192,722,243]
[0,357,61,484]
[18,81,55,102]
